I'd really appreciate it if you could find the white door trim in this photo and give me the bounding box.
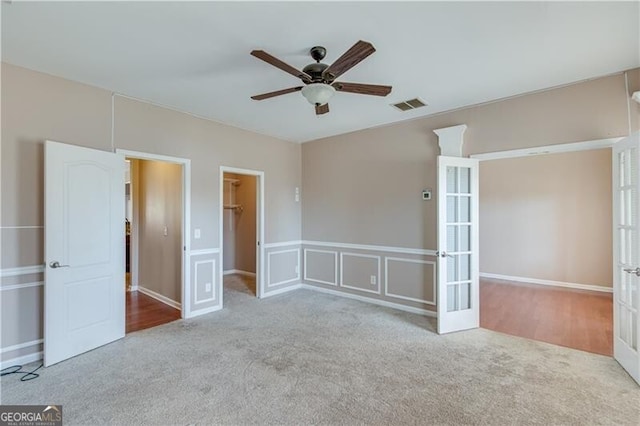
[219,166,265,301]
[115,149,192,319]
[470,137,622,161]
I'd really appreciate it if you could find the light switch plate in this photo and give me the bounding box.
[205,282,211,292]
[194,228,201,239]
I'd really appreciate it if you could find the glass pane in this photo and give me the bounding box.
[619,151,626,188]
[631,312,638,351]
[447,256,458,282]
[459,167,470,194]
[459,225,471,251]
[447,167,458,193]
[625,149,632,187]
[459,254,470,281]
[620,270,628,304]
[620,308,628,345]
[630,188,637,227]
[459,196,470,222]
[626,190,632,227]
[620,229,627,265]
[460,282,471,310]
[631,276,638,310]
[447,196,458,223]
[627,228,634,268]
[447,225,458,251]
[630,148,637,187]
[447,284,458,312]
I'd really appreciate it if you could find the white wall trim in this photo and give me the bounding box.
[1,339,43,355]
[300,284,437,317]
[267,248,301,288]
[262,283,302,298]
[0,352,43,369]
[194,259,216,305]
[302,240,437,257]
[470,137,622,161]
[190,248,220,256]
[220,165,265,301]
[117,149,191,319]
[384,257,437,305]
[263,240,302,249]
[187,304,222,318]
[0,281,44,292]
[303,248,338,286]
[480,272,613,293]
[0,265,45,278]
[339,252,381,295]
[434,124,467,157]
[137,286,182,310]
[223,269,256,277]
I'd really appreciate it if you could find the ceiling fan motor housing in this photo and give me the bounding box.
[302,62,330,83]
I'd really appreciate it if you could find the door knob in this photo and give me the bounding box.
[435,251,454,258]
[49,261,70,269]
[623,267,640,276]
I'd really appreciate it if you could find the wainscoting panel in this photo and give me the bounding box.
[302,242,438,313]
[385,257,436,305]
[266,247,300,289]
[0,283,43,363]
[304,249,338,286]
[340,252,381,295]
[189,250,220,315]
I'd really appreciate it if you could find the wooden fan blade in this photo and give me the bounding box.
[323,40,376,81]
[333,82,392,97]
[251,50,312,82]
[315,103,329,115]
[251,86,303,101]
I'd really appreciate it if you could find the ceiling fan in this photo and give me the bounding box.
[250,40,392,115]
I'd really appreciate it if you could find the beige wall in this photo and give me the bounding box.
[480,149,612,287]
[1,63,302,362]
[223,173,257,274]
[137,159,183,302]
[301,69,639,309]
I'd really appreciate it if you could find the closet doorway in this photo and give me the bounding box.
[220,167,264,304]
[120,150,190,332]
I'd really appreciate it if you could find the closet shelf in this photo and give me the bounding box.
[224,204,243,212]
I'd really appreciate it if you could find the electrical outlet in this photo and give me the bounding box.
[295,187,300,202]
[370,275,377,285]
[194,228,201,239]
[163,226,168,236]
[205,282,211,292]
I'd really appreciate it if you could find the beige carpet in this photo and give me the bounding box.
[1,274,639,425]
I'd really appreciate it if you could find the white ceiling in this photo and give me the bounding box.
[2,1,639,143]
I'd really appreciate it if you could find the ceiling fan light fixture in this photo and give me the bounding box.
[301,83,335,106]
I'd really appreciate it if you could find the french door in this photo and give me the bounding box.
[613,132,640,385]
[437,156,479,334]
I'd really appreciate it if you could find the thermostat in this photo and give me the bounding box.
[422,190,432,200]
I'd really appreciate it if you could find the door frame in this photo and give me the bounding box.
[219,166,265,301]
[469,137,622,336]
[116,149,192,318]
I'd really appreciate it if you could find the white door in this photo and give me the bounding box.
[437,156,479,334]
[45,141,125,366]
[612,132,640,385]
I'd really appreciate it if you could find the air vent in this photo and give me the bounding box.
[392,98,427,112]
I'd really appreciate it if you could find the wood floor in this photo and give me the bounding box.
[480,278,613,356]
[126,291,181,333]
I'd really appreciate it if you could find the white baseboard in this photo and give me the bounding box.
[185,304,222,318]
[129,285,139,291]
[300,284,437,317]
[261,283,301,298]
[1,351,43,369]
[223,269,256,277]
[480,272,613,293]
[137,286,182,310]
